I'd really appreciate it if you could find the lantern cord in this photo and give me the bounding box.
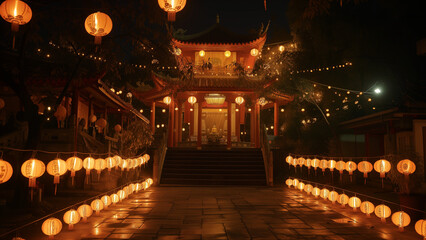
[288,178,426,214]
[0,146,146,159]
[0,179,147,239]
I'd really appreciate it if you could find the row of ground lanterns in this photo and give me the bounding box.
[41,178,153,238]
[285,178,426,238]
[0,154,150,195]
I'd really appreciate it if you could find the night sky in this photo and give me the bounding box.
[172,0,291,43]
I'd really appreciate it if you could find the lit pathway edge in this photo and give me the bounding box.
[7,185,421,240]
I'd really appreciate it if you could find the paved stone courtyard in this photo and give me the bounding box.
[20,186,419,240]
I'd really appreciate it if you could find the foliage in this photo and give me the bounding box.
[121,120,153,157]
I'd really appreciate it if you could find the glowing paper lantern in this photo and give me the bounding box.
[77,204,93,222]
[89,114,97,123]
[374,159,391,178]
[101,195,112,209]
[83,156,95,181]
[85,11,113,44]
[328,160,336,172]
[304,184,313,194]
[392,211,411,231]
[348,196,361,211]
[63,209,80,230]
[0,159,13,184]
[0,0,32,48]
[375,204,391,223]
[117,190,126,201]
[46,158,67,194]
[95,118,107,129]
[397,159,416,176]
[298,182,305,191]
[312,187,320,198]
[199,50,205,57]
[143,154,150,162]
[336,160,345,174]
[292,179,299,188]
[345,161,357,175]
[358,161,373,179]
[66,156,82,185]
[135,183,142,192]
[105,157,116,172]
[147,178,153,185]
[21,158,45,187]
[250,48,259,56]
[298,158,305,168]
[224,50,231,58]
[163,96,172,105]
[360,201,374,217]
[157,0,186,21]
[285,178,293,188]
[320,188,329,200]
[305,158,312,172]
[113,155,122,170]
[90,199,104,214]
[41,218,62,238]
[311,158,320,171]
[285,155,292,166]
[235,96,245,105]
[110,193,119,204]
[328,191,338,204]
[188,96,197,105]
[319,159,328,174]
[142,181,149,190]
[415,220,426,239]
[119,159,128,171]
[94,158,106,176]
[337,194,349,207]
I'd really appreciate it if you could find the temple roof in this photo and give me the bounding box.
[173,21,268,45]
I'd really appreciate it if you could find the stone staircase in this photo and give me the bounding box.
[160,148,266,185]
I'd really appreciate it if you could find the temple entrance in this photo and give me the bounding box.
[202,108,228,145]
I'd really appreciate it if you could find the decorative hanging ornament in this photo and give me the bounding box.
[163,96,172,105]
[91,199,104,215]
[392,211,411,231]
[360,201,375,217]
[101,195,112,208]
[297,182,305,191]
[348,196,361,211]
[66,156,82,186]
[357,160,373,184]
[110,193,119,204]
[0,158,13,184]
[63,209,80,230]
[21,158,45,188]
[83,156,95,183]
[188,96,197,105]
[235,96,245,105]
[46,158,67,195]
[312,187,320,198]
[85,11,113,45]
[415,219,426,239]
[94,158,106,179]
[105,157,116,172]
[285,155,293,166]
[320,188,329,200]
[304,184,313,194]
[328,191,338,204]
[285,178,293,188]
[0,0,32,48]
[292,179,299,188]
[77,204,93,222]
[250,48,259,57]
[41,218,62,238]
[345,161,357,182]
[337,194,349,207]
[157,0,186,21]
[375,204,391,223]
[319,159,328,175]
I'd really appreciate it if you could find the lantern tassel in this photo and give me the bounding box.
[69,224,74,230]
[167,12,176,22]
[381,178,384,189]
[54,184,57,196]
[381,218,386,223]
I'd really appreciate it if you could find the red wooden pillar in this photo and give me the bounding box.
[167,97,174,148]
[151,101,156,134]
[227,101,232,149]
[178,102,183,144]
[274,101,279,136]
[255,102,260,148]
[235,104,240,142]
[197,102,202,149]
[250,107,255,147]
[190,107,194,137]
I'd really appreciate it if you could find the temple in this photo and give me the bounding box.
[133,19,293,150]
